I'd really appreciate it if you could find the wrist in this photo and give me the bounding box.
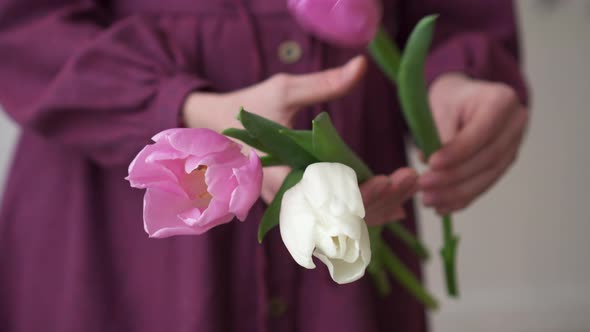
[182,92,241,132]
[429,72,473,107]
[430,73,470,93]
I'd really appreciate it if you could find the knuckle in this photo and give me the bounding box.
[509,150,519,164]
[454,188,469,204]
[492,83,517,101]
[517,108,530,129]
[456,200,470,211]
[443,169,460,184]
[485,83,518,110]
[489,144,504,161]
[268,73,291,94]
[448,196,470,212]
[319,71,341,95]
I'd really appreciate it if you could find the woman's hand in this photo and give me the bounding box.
[181,56,367,131]
[181,56,368,205]
[261,166,418,227]
[420,73,529,215]
[361,168,418,226]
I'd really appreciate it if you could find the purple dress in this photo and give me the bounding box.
[0,0,526,331]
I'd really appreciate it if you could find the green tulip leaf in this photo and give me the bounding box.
[369,26,402,83]
[397,15,460,297]
[259,155,284,167]
[379,238,439,310]
[397,15,441,159]
[311,112,373,182]
[386,222,430,261]
[278,129,314,156]
[238,109,317,169]
[222,128,268,153]
[258,168,304,243]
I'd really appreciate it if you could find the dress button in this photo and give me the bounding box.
[278,40,302,64]
[268,296,287,318]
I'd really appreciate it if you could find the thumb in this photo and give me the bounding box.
[430,103,460,146]
[284,55,367,108]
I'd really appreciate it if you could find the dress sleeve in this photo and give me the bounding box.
[0,0,209,166]
[397,0,529,105]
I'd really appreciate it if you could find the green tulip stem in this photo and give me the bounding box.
[368,17,460,297]
[233,110,435,305]
[441,214,459,297]
[368,27,402,83]
[377,234,439,310]
[386,222,430,261]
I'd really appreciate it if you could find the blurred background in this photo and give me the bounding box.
[0,1,588,331]
[417,1,590,331]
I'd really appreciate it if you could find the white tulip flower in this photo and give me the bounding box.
[279,162,371,284]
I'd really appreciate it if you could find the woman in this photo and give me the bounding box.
[0,0,528,331]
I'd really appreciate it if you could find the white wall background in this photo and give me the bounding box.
[0,1,589,331]
[0,111,17,199]
[422,1,590,331]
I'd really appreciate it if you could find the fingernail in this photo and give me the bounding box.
[422,193,436,206]
[429,153,445,169]
[419,173,437,188]
[342,56,362,80]
[391,207,406,220]
[398,174,416,190]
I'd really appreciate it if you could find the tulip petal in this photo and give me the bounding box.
[197,163,237,227]
[314,222,371,284]
[314,252,364,284]
[143,189,198,238]
[155,128,241,158]
[130,128,263,238]
[359,221,372,267]
[288,0,381,48]
[146,140,188,162]
[127,142,179,188]
[189,199,235,233]
[205,167,237,204]
[229,151,263,221]
[314,228,339,258]
[127,143,187,197]
[177,207,203,226]
[184,148,247,174]
[300,163,365,218]
[322,213,362,241]
[280,184,317,269]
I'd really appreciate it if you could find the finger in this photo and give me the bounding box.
[369,191,410,222]
[365,190,408,226]
[388,168,419,206]
[429,88,520,170]
[361,175,390,206]
[389,167,419,190]
[284,55,367,108]
[261,166,291,204]
[417,151,427,164]
[423,145,517,213]
[371,168,417,206]
[363,169,417,226]
[370,169,418,220]
[420,108,527,189]
[367,182,417,224]
[430,102,460,145]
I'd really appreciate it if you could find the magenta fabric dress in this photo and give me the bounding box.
[0,0,526,331]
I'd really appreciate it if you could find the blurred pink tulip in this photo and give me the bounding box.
[127,128,262,238]
[288,0,382,48]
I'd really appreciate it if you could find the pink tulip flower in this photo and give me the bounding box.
[288,0,382,48]
[127,128,263,238]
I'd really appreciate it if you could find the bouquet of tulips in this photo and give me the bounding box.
[290,0,459,297]
[127,0,462,310]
